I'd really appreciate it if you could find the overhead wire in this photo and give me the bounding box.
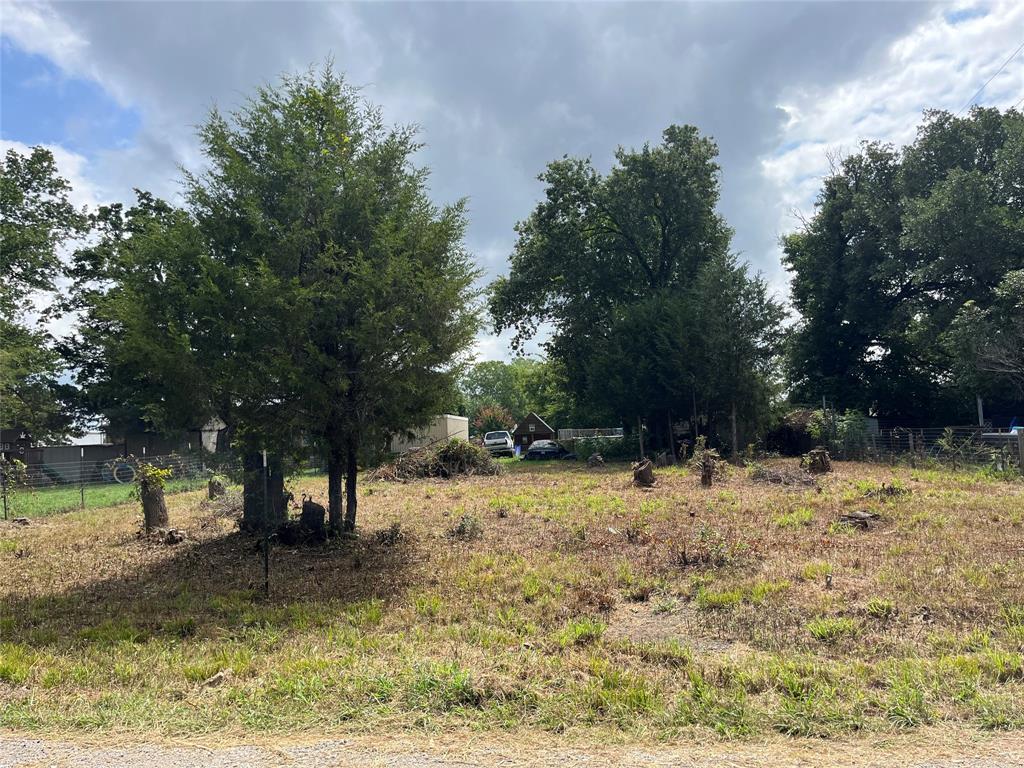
[957,39,1024,114]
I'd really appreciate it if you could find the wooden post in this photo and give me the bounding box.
[666,410,676,464]
[1017,431,1024,474]
[976,395,985,427]
[637,416,645,460]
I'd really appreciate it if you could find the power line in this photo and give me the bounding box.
[958,39,1024,115]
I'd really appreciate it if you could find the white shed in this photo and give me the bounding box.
[389,414,470,453]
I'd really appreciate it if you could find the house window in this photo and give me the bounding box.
[522,436,528,444]
[529,423,535,432]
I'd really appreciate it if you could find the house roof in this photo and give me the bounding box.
[512,412,555,436]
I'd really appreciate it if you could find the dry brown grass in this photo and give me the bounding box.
[1,459,1022,741]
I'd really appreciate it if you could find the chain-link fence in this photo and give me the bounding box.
[0,452,218,519]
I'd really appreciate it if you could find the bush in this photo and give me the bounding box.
[572,436,637,462]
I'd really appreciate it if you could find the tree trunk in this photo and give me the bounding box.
[268,459,287,525]
[141,484,168,532]
[241,450,264,531]
[731,400,739,464]
[344,434,358,532]
[327,450,343,534]
[637,416,645,459]
[666,410,676,464]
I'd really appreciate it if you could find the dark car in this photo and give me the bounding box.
[522,440,576,461]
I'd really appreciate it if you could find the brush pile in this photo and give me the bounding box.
[370,438,501,481]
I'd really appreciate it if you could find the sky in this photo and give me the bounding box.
[2,0,1023,362]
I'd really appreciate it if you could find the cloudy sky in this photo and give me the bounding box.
[3,1,1022,360]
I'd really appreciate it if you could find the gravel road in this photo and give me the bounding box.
[3,734,1023,768]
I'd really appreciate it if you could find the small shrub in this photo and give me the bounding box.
[447,513,482,541]
[374,522,406,547]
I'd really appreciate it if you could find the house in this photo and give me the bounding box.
[512,412,556,449]
[390,414,470,453]
[0,428,35,462]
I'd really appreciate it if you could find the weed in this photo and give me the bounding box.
[447,513,482,541]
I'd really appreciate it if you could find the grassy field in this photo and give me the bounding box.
[3,477,211,519]
[1,459,1022,742]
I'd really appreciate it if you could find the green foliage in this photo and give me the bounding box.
[68,64,481,531]
[0,146,87,315]
[784,108,1024,420]
[135,462,174,494]
[460,357,574,433]
[808,409,869,459]
[471,404,515,435]
[0,146,86,440]
[947,269,1024,398]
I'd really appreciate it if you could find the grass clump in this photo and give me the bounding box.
[775,506,815,529]
[866,598,896,621]
[807,617,858,643]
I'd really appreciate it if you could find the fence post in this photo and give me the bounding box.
[262,449,270,598]
[1,463,8,521]
[1018,431,1024,474]
[79,447,85,510]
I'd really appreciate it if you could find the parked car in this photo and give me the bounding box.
[522,440,576,461]
[483,430,514,456]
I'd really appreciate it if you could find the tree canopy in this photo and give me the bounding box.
[783,107,1024,422]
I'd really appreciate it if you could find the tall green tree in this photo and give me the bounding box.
[0,146,86,440]
[784,108,1024,421]
[185,66,480,531]
[491,126,731,408]
[491,126,782,452]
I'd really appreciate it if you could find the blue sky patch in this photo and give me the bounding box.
[945,6,988,25]
[1,40,140,155]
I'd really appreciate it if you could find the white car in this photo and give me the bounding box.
[483,430,514,456]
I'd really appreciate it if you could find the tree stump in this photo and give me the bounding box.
[700,453,716,487]
[300,496,327,534]
[587,453,605,468]
[632,459,656,487]
[801,447,833,474]
[207,477,227,499]
[141,484,169,533]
